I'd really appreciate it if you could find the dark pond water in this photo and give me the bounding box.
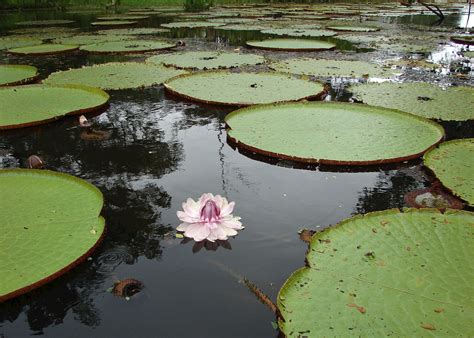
[0,5,473,337]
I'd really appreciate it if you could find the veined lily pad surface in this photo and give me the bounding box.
[91,20,138,27]
[327,25,380,32]
[0,169,105,301]
[80,40,176,54]
[270,58,387,78]
[0,37,43,50]
[146,51,265,70]
[44,62,186,90]
[53,34,133,46]
[0,84,109,129]
[225,102,444,165]
[246,38,336,51]
[351,83,474,121]
[97,15,150,20]
[424,139,474,206]
[0,65,39,87]
[164,71,325,107]
[278,208,474,337]
[8,44,79,56]
[260,28,337,37]
[161,21,225,28]
[97,28,170,35]
[15,19,75,26]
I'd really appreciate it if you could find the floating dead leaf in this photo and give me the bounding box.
[27,155,44,169]
[298,229,316,243]
[434,308,445,313]
[112,278,144,298]
[79,115,92,127]
[80,129,111,141]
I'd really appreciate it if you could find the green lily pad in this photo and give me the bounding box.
[464,51,474,58]
[0,84,109,129]
[97,28,170,35]
[424,139,474,206]
[0,36,43,50]
[327,25,380,32]
[91,20,138,27]
[53,34,133,45]
[9,27,79,35]
[351,83,474,121]
[161,21,225,28]
[0,169,105,301]
[450,35,474,45]
[44,62,186,90]
[260,28,337,38]
[97,15,150,20]
[225,102,444,165]
[278,208,474,337]
[15,19,75,27]
[0,65,39,87]
[246,38,336,51]
[270,58,387,78]
[146,51,265,70]
[164,71,325,107]
[80,40,176,54]
[214,24,268,31]
[8,44,79,56]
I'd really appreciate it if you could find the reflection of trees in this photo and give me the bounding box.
[354,165,429,214]
[0,88,183,333]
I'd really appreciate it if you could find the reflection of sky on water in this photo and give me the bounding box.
[458,4,474,29]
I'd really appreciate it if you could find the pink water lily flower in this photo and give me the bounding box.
[177,193,244,242]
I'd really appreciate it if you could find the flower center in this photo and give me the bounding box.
[200,199,220,223]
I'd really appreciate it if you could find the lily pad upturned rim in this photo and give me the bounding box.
[91,20,138,27]
[225,101,445,165]
[277,208,474,337]
[8,44,79,56]
[326,25,380,32]
[450,35,474,45]
[80,40,177,54]
[246,38,336,51]
[0,65,40,87]
[15,19,75,27]
[0,169,105,302]
[163,71,326,107]
[0,84,110,130]
[423,138,474,206]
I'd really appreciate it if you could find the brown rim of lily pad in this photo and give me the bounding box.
[450,36,474,45]
[404,183,464,211]
[8,44,80,56]
[0,65,40,87]
[163,72,326,108]
[245,39,336,52]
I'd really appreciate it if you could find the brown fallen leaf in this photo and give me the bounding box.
[27,155,44,169]
[434,308,445,313]
[298,229,316,243]
[421,323,436,330]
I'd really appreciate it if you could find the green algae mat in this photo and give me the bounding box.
[260,28,337,38]
[351,83,474,121]
[424,139,474,206]
[8,44,79,56]
[278,208,474,337]
[0,65,39,87]
[80,40,176,54]
[246,38,336,51]
[0,169,105,301]
[270,58,387,78]
[146,51,265,70]
[44,62,186,90]
[225,102,444,165]
[15,20,75,27]
[164,71,325,107]
[326,25,380,32]
[161,21,225,28]
[0,85,109,129]
[0,37,43,50]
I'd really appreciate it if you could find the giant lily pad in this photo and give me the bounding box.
[246,38,335,51]
[0,65,39,87]
[97,28,170,35]
[8,44,79,56]
[80,40,176,54]
[278,208,474,336]
[0,37,43,50]
[0,84,109,129]
[326,25,379,32]
[164,71,325,107]
[225,102,444,165]
[260,28,336,38]
[97,15,150,20]
[423,139,474,206]
[351,83,474,121]
[450,35,474,45]
[15,19,75,26]
[91,20,138,27]
[44,62,186,90]
[0,169,105,301]
[146,51,265,70]
[161,21,225,28]
[270,58,386,78]
[53,34,133,46]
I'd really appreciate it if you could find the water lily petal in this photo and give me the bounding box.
[220,226,238,237]
[184,223,211,242]
[208,226,228,242]
[183,198,200,217]
[221,217,243,229]
[198,193,214,205]
[220,201,235,217]
[176,222,190,231]
[177,211,199,223]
